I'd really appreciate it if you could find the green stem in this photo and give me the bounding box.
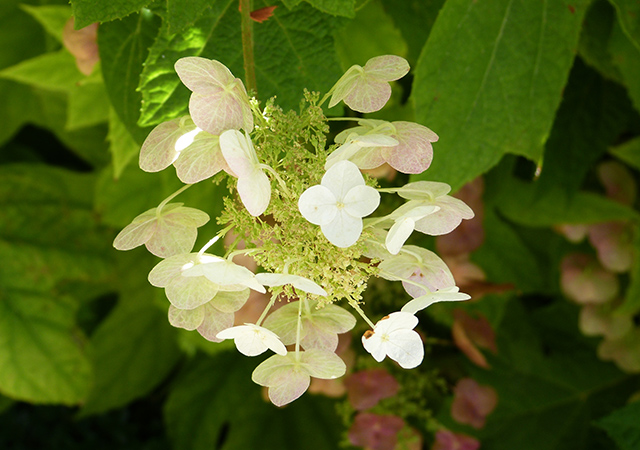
[240,0,257,95]
[294,297,304,361]
[349,301,376,329]
[255,292,278,327]
[156,184,192,216]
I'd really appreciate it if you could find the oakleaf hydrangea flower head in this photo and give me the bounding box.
[216,324,287,356]
[113,203,209,258]
[298,160,380,248]
[329,55,409,113]
[139,116,231,184]
[175,57,253,134]
[362,312,424,369]
[450,378,498,429]
[328,119,438,174]
[252,349,346,406]
[220,129,271,216]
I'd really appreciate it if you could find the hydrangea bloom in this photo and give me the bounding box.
[327,119,438,174]
[362,312,424,369]
[113,203,209,258]
[450,378,498,429]
[220,129,271,216]
[139,116,230,184]
[216,324,287,356]
[384,204,440,254]
[329,55,409,113]
[298,160,380,248]
[174,57,253,134]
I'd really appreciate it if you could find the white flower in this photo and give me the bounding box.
[219,129,271,216]
[385,204,440,254]
[401,286,471,315]
[298,160,380,248]
[362,312,423,369]
[255,273,327,296]
[216,324,287,356]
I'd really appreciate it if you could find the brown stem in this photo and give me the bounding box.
[240,0,257,95]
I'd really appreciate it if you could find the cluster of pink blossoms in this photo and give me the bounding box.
[113,54,475,407]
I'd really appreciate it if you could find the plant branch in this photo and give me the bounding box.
[240,0,257,94]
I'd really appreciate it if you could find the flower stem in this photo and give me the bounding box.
[294,297,304,361]
[156,184,192,216]
[240,0,257,95]
[349,301,376,329]
[255,292,278,327]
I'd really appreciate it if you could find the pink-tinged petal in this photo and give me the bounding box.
[139,118,185,172]
[268,370,310,407]
[62,19,99,75]
[560,253,619,304]
[348,413,405,450]
[451,378,498,429]
[322,211,363,248]
[321,160,366,200]
[555,223,589,243]
[189,91,248,135]
[328,67,361,109]
[196,306,234,342]
[344,369,400,410]
[148,253,196,287]
[344,185,380,218]
[252,354,312,406]
[145,206,209,257]
[432,430,480,450]
[597,160,636,206]
[597,329,640,372]
[579,305,633,339]
[414,196,475,236]
[350,146,387,169]
[298,185,337,225]
[386,218,415,255]
[174,57,234,94]
[383,122,437,174]
[344,76,391,113]
[237,169,271,216]
[174,133,229,184]
[211,289,250,313]
[588,222,633,273]
[301,348,347,379]
[168,304,205,330]
[363,55,410,81]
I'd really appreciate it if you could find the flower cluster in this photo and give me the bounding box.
[113,54,474,406]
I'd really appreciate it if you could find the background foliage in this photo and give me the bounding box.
[1,0,639,448]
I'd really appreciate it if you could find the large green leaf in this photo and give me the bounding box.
[470,300,638,450]
[578,0,623,82]
[71,0,152,29]
[610,136,640,170]
[0,165,112,404]
[164,353,341,450]
[0,50,83,92]
[282,0,355,17]
[609,0,640,50]
[98,11,160,143]
[163,0,214,35]
[609,20,640,114]
[138,0,343,127]
[617,226,640,315]
[412,0,589,191]
[80,254,181,416]
[596,400,640,450]
[20,4,71,43]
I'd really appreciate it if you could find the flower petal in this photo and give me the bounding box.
[255,273,327,296]
[321,160,366,200]
[363,55,410,81]
[321,211,363,248]
[401,287,471,314]
[168,304,205,330]
[175,57,235,93]
[383,329,424,369]
[344,185,380,218]
[298,185,338,225]
[385,218,415,255]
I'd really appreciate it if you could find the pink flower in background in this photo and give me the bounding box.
[596,160,636,206]
[431,430,480,450]
[344,368,400,410]
[450,378,498,429]
[560,253,619,304]
[452,310,497,369]
[588,221,633,273]
[348,413,405,450]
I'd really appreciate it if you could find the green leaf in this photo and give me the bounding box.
[334,0,407,70]
[165,353,341,450]
[66,76,110,130]
[302,0,355,18]
[20,4,71,43]
[617,226,640,315]
[0,164,112,404]
[381,0,444,67]
[138,0,343,127]
[534,59,634,196]
[470,300,637,450]
[609,20,640,114]
[578,0,623,82]
[609,0,640,50]
[99,11,160,143]
[412,0,589,191]
[107,108,140,179]
[0,50,83,91]
[80,257,181,416]
[0,3,46,70]
[164,0,213,34]
[596,400,640,450]
[71,0,152,29]
[610,136,640,170]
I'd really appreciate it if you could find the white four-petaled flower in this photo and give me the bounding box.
[362,312,424,369]
[217,324,287,356]
[298,160,380,248]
